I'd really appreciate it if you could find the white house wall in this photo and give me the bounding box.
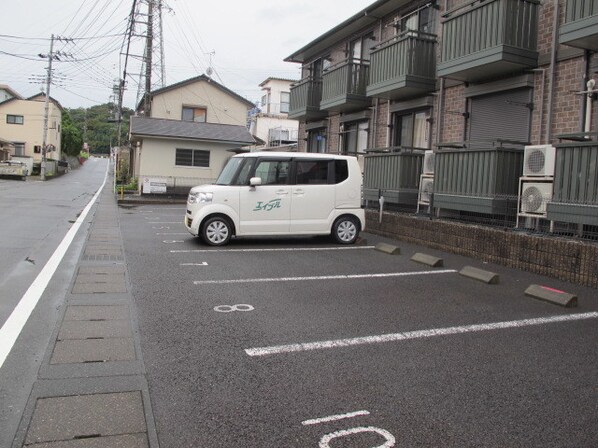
[0,99,61,160]
[138,137,233,183]
[151,80,248,126]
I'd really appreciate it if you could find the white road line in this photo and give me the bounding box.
[181,262,208,266]
[148,222,182,224]
[245,312,598,357]
[302,410,370,426]
[0,164,109,370]
[173,246,376,253]
[194,270,456,285]
[156,233,188,235]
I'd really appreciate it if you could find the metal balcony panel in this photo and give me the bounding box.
[547,140,598,225]
[559,0,598,50]
[288,78,327,121]
[320,61,371,113]
[434,144,524,214]
[367,32,437,100]
[363,151,424,205]
[438,0,539,82]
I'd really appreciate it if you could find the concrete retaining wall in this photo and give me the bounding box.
[365,210,598,288]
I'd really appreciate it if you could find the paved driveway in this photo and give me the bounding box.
[119,203,598,448]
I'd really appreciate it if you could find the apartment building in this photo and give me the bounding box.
[248,77,299,150]
[286,0,598,226]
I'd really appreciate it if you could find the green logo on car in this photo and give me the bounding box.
[254,199,282,211]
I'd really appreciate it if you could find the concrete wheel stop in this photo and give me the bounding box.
[524,284,578,307]
[411,252,443,267]
[375,243,400,255]
[459,266,499,284]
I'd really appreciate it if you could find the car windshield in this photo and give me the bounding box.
[215,157,243,185]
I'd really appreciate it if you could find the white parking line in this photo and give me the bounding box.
[181,262,208,266]
[194,269,456,285]
[302,410,370,426]
[148,222,182,224]
[245,312,598,357]
[173,246,376,253]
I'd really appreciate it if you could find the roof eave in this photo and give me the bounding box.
[284,0,410,64]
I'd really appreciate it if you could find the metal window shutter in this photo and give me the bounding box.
[468,88,532,142]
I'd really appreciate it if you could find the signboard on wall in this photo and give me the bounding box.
[142,177,167,194]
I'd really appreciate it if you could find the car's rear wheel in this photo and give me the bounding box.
[332,216,359,244]
[202,216,232,246]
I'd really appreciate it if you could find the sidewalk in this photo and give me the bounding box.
[10,179,159,447]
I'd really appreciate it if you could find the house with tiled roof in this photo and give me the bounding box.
[129,75,256,194]
[0,89,63,166]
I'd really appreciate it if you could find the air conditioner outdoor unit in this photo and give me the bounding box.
[523,145,556,177]
[519,181,553,216]
[418,175,434,205]
[423,150,435,175]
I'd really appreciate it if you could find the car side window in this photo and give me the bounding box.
[295,160,329,185]
[334,160,349,183]
[254,160,290,185]
[233,159,255,185]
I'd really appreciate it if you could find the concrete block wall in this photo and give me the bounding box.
[366,210,598,288]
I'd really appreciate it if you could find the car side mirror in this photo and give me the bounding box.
[249,177,262,187]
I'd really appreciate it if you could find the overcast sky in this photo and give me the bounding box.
[1,0,375,110]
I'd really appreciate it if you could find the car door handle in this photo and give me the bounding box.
[293,189,304,195]
[276,190,289,195]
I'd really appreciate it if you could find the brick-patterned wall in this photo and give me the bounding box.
[366,210,598,288]
[440,84,466,143]
[328,113,341,153]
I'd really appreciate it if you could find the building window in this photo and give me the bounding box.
[341,121,369,155]
[280,92,290,114]
[13,142,25,156]
[261,94,269,108]
[7,115,24,125]
[350,33,375,62]
[175,148,210,167]
[395,3,435,35]
[182,106,207,123]
[307,128,327,153]
[392,109,430,149]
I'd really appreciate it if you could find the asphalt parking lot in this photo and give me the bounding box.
[119,203,598,448]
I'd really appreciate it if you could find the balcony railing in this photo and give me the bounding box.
[547,135,598,225]
[438,0,539,82]
[320,60,370,113]
[363,149,424,206]
[367,30,437,100]
[434,140,526,215]
[559,0,598,51]
[288,77,326,121]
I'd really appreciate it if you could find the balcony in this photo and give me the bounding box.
[559,0,598,51]
[437,0,539,82]
[288,77,327,121]
[367,31,437,100]
[320,60,370,113]
[434,140,525,215]
[547,135,598,225]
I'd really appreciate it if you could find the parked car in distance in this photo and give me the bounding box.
[185,152,365,246]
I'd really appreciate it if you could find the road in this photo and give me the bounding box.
[1,162,597,447]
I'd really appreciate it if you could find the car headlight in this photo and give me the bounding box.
[188,192,213,204]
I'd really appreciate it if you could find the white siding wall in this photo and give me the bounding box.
[138,137,234,182]
[150,80,249,126]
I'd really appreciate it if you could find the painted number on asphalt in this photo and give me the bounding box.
[214,304,255,313]
[302,410,395,447]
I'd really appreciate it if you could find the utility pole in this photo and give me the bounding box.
[143,0,154,116]
[40,34,55,181]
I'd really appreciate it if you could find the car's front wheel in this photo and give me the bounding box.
[332,216,359,244]
[201,216,232,246]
